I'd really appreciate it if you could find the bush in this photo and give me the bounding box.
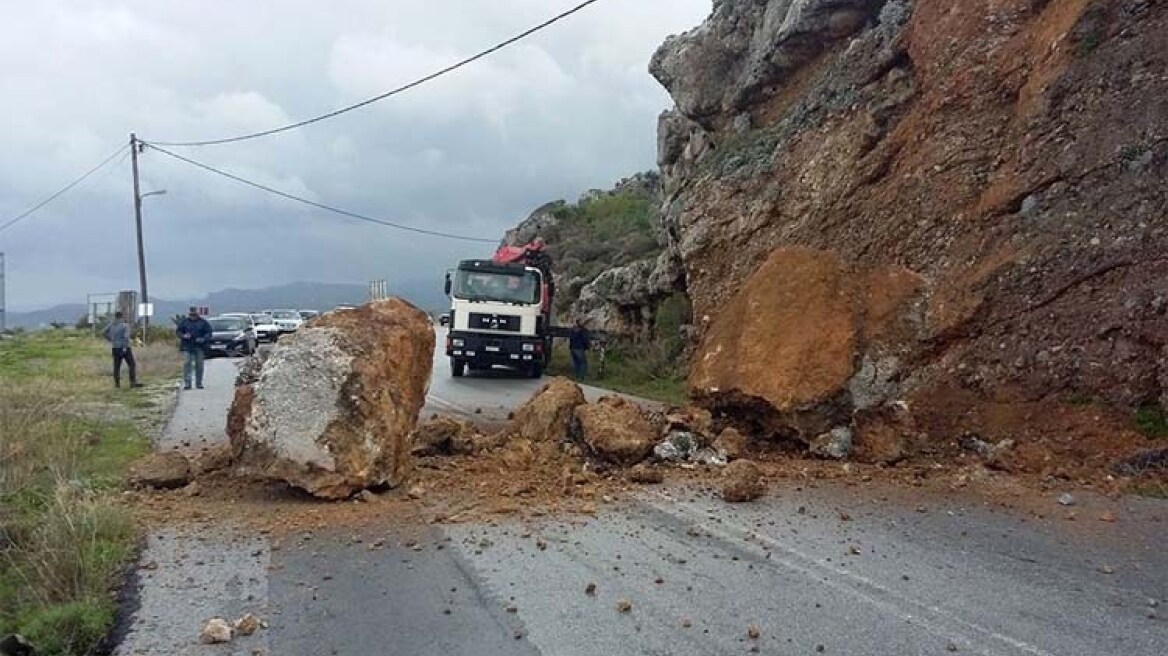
[17,601,114,656]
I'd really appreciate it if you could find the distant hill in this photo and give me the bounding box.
[6,280,448,329]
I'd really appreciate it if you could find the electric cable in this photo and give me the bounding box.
[146,0,607,147]
[145,143,498,243]
[0,144,129,234]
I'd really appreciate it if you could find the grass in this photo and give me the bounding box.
[547,340,688,406]
[1135,405,1168,440]
[1,330,180,655]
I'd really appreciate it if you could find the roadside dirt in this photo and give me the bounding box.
[125,418,1166,539]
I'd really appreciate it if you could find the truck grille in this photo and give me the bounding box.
[468,313,520,332]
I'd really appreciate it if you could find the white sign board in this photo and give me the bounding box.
[138,302,154,318]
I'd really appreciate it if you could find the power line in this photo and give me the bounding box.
[0,144,129,234]
[145,143,498,243]
[145,0,607,147]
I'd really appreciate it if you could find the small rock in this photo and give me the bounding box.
[199,618,233,644]
[947,642,958,652]
[407,485,425,500]
[505,603,518,613]
[358,489,379,503]
[1098,511,1116,522]
[712,427,748,460]
[1057,493,1076,506]
[0,634,35,656]
[234,613,261,636]
[809,426,853,460]
[681,617,692,628]
[1100,564,1115,574]
[628,464,664,484]
[182,481,201,497]
[747,624,761,639]
[721,460,764,502]
[585,582,597,596]
[616,599,633,613]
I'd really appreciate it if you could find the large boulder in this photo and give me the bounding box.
[227,299,433,499]
[574,396,656,465]
[506,377,586,443]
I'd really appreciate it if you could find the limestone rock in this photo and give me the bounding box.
[506,377,586,443]
[712,427,749,461]
[128,452,192,490]
[721,460,764,503]
[690,248,858,437]
[650,0,883,126]
[809,426,854,460]
[227,299,434,499]
[199,618,232,644]
[574,396,656,465]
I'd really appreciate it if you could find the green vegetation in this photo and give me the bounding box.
[548,292,691,405]
[1,331,179,655]
[536,178,662,315]
[1135,404,1168,440]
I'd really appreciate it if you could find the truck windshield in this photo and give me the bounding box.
[453,269,540,304]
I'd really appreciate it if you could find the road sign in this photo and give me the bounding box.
[138,302,154,317]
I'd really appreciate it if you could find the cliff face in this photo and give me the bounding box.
[652,0,1168,464]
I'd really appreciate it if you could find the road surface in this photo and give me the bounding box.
[116,335,1168,656]
[424,327,643,423]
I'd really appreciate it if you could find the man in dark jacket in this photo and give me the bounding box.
[102,311,141,388]
[569,320,590,380]
[176,307,212,390]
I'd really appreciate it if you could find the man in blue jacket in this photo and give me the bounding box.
[176,307,212,390]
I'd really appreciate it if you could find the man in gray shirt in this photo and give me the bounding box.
[103,311,141,388]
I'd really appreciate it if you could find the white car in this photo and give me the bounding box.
[222,312,279,343]
[266,309,303,335]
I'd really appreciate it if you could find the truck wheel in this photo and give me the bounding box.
[528,363,543,379]
[451,359,466,377]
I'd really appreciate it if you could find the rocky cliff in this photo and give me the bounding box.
[503,173,687,335]
[650,0,1167,467]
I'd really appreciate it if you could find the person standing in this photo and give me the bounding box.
[102,311,141,388]
[569,320,590,380]
[176,307,212,390]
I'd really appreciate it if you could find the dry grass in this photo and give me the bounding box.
[1,332,174,655]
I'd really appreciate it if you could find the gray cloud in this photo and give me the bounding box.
[0,0,708,310]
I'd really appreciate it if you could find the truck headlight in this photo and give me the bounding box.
[452,339,464,347]
[522,343,535,352]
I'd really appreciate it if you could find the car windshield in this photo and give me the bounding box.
[209,318,245,332]
[251,315,272,323]
[453,269,540,304]
[271,311,299,319]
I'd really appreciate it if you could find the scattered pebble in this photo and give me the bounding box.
[616,599,633,613]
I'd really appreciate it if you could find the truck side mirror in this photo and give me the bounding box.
[443,273,452,296]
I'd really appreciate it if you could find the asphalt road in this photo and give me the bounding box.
[116,335,1168,656]
[424,327,637,423]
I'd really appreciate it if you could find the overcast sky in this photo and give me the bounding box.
[0,0,709,311]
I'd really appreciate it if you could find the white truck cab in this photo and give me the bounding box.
[444,259,549,378]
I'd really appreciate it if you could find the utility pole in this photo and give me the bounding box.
[130,133,149,333]
[0,251,6,333]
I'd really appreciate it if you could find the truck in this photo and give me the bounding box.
[443,240,555,378]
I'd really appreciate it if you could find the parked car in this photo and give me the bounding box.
[298,310,319,321]
[220,312,277,343]
[265,309,303,334]
[249,313,280,342]
[206,316,257,357]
